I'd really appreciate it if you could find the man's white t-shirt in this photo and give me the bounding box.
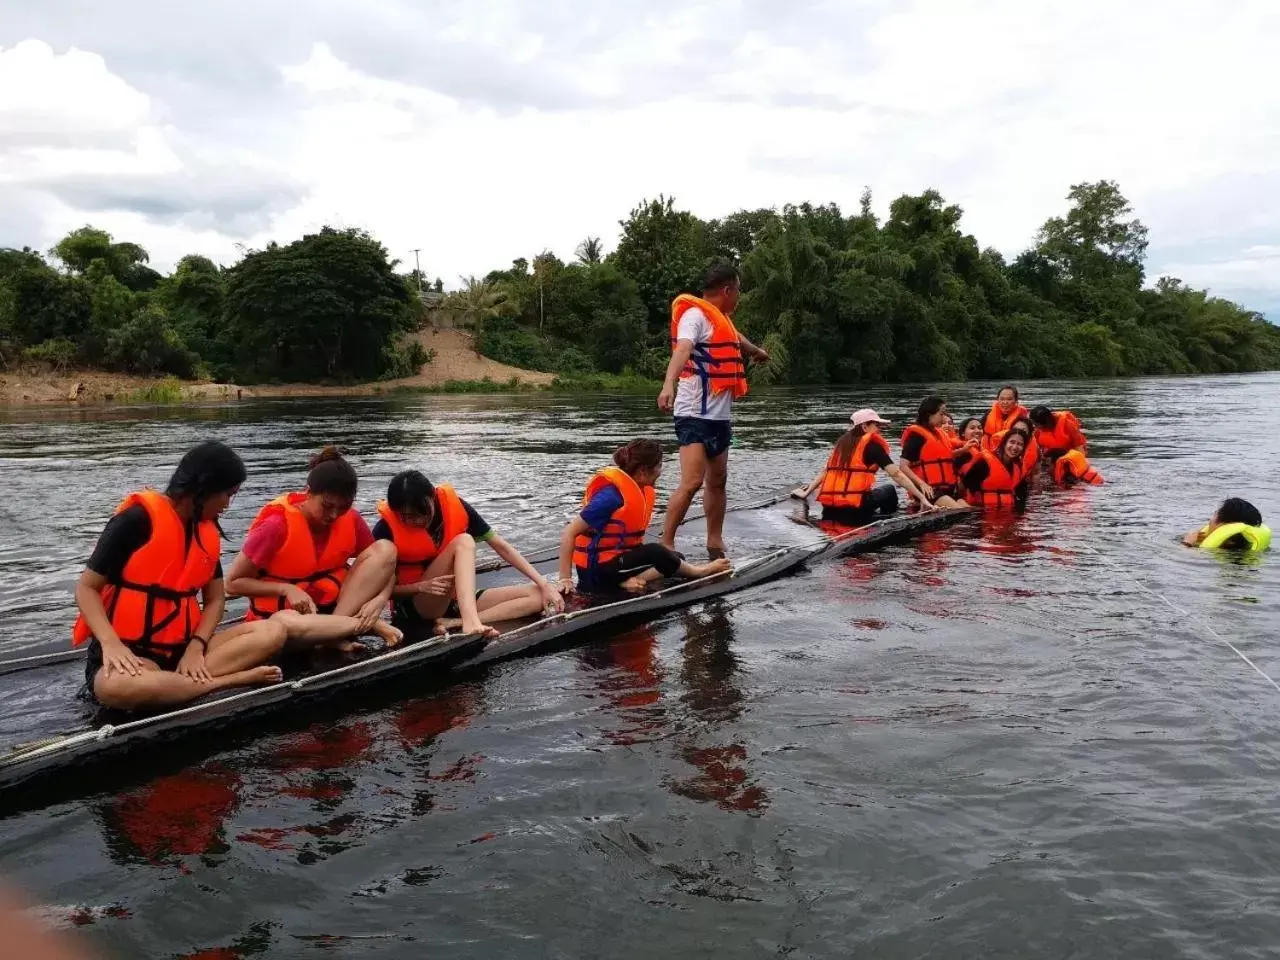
[673,306,734,422]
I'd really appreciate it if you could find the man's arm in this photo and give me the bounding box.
[658,340,695,411]
[737,333,769,362]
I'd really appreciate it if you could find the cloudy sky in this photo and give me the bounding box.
[1,0,1278,315]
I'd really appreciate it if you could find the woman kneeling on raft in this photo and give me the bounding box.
[376,469,565,638]
[73,441,286,711]
[1183,498,1271,551]
[226,446,402,652]
[792,408,964,524]
[558,439,731,594]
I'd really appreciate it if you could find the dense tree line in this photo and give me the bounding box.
[2,182,1276,386]
[470,181,1280,382]
[0,226,426,382]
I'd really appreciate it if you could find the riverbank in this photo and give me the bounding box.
[0,330,566,405]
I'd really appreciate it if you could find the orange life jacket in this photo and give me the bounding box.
[1034,410,1087,456]
[376,485,469,585]
[983,402,1030,451]
[900,424,959,491]
[818,432,888,509]
[962,450,1024,510]
[72,490,219,649]
[1053,449,1103,486]
[573,467,657,569]
[670,294,747,401]
[244,492,357,619]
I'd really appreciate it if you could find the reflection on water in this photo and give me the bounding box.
[1,375,1279,958]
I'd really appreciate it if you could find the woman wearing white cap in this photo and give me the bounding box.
[791,408,964,524]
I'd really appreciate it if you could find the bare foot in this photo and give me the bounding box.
[706,545,727,562]
[691,557,733,579]
[620,576,649,594]
[461,619,501,639]
[249,665,284,684]
[372,620,404,648]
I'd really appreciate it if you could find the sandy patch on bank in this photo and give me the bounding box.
[1,329,553,404]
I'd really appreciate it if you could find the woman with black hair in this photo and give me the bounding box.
[227,446,401,651]
[793,409,963,525]
[983,386,1029,450]
[374,469,564,637]
[558,439,731,594]
[901,396,963,501]
[1184,498,1271,551]
[73,441,287,711]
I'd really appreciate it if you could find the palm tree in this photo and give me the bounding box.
[443,276,512,338]
[574,236,603,266]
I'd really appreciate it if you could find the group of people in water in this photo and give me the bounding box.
[71,262,1268,717]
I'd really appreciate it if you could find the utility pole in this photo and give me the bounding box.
[411,248,424,297]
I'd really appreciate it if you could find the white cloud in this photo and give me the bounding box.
[0,2,1279,314]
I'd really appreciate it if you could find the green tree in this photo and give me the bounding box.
[611,195,714,340]
[443,276,515,337]
[574,236,603,266]
[223,227,415,381]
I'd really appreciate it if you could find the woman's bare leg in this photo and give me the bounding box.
[933,495,968,509]
[203,619,288,675]
[93,657,283,712]
[405,535,497,637]
[432,583,546,633]
[272,542,402,653]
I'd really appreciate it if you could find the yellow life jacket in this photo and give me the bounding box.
[1199,523,1271,552]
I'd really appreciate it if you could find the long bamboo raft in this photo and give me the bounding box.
[0,496,970,799]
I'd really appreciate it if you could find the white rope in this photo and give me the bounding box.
[1078,543,1280,696]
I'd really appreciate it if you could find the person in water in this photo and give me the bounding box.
[1183,498,1271,551]
[375,469,565,637]
[901,396,964,502]
[988,415,1040,476]
[959,430,1029,510]
[657,261,770,562]
[558,439,732,594]
[73,441,286,711]
[226,446,402,651]
[1029,406,1088,459]
[793,409,962,524]
[983,385,1029,450]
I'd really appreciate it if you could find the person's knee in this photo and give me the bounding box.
[261,618,289,653]
[454,533,477,554]
[270,609,302,636]
[93,674,144,711]
[705,468,728,493]
[368,538,398,567]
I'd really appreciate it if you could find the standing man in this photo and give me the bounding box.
[657,261,769,559]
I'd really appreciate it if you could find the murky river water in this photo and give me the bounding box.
[0,376,1277,959]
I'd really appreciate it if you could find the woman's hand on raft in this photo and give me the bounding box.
[416,575,454,596]
[101,638,148,678]
[538,578,567,614]
[177,643,213,684]
[283,585,316,615]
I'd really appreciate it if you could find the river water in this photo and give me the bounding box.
[0,375,1277,959]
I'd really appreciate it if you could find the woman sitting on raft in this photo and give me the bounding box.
[226,447,402,651]
[73,441,286,711]
[1183,498,1271,551]
[901,396,964,502]
[376,469,565,638]
[959,430,1029,510]
[793,409,964,523]
[558,439,731,594]
[983,385,1029,450]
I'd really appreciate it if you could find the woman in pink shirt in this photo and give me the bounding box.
[226,447,401,652]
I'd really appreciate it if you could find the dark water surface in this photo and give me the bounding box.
[1,376,1278,959]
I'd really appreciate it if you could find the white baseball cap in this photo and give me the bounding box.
[849,408,889,427]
